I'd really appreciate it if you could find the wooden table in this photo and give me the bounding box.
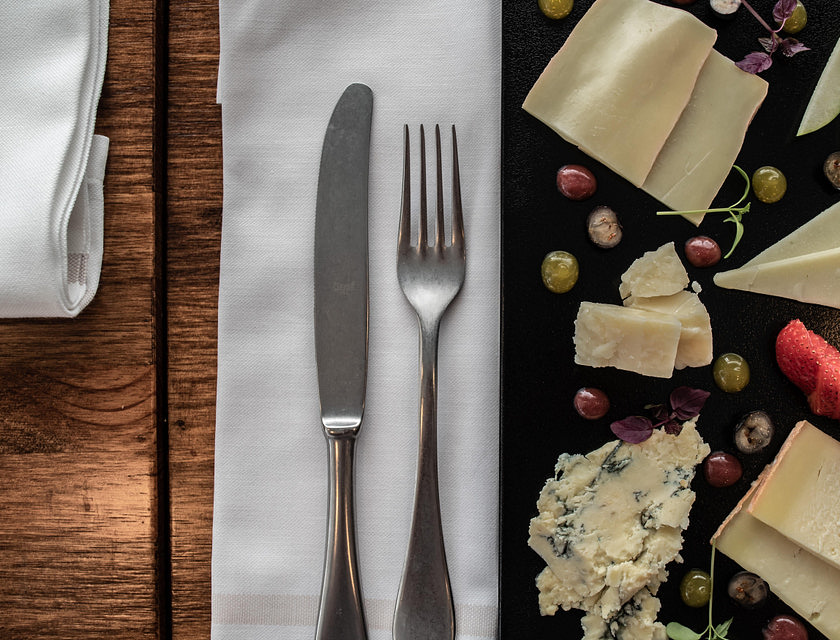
[0,2,219,637]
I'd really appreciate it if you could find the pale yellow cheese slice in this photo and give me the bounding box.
[746,421,840,571]
[641,51,768,225]
[522,0,716,187]
[573,302,681,378]
[624,291,713,370]
[713,466,840,640]
[714,201,840,308]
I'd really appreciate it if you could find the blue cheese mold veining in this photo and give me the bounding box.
[528,419,710,640]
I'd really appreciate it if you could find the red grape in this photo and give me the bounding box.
[573,387,610,420]
[763,615,808,640]
[684,236,721,267]
[703,451,743,487]
[556,165,597,201]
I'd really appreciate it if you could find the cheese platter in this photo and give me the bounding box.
[500,1,840,638]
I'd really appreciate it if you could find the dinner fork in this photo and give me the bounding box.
[393,124,464,640]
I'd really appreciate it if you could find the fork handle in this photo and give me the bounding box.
[316,429,368,640]
[394,319,455,640]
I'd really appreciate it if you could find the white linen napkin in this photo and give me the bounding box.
[212,2,501,639]
[0,1,109,318]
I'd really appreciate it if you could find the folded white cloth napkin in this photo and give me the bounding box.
[0,1,109,318]
[212,2,501,639]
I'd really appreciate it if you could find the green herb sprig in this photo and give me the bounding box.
[666,543,734,640]
[656,165,751,259]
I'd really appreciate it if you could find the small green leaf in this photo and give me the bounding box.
[666,622,704,640]
[714,618,734,639]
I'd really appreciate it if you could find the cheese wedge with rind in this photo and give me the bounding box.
[522,0,716,188]
[641,50,768,225]
[714,201,840,308]
[713,464,840,640]
[746,421,840,572]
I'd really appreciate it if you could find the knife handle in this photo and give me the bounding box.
[316,429,368,640]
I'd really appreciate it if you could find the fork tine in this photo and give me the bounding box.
[450,125,464,250]
[399,125,411,252]
[435,125,445,248]
[418,125,428,250]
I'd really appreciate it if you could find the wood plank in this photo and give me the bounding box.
[0,0,159,637]
[166,1,221,637]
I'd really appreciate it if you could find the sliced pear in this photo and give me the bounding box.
[797,34,840,136]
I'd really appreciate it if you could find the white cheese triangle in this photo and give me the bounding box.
[713,201,840,308]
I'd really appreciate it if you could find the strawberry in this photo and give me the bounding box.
[776,319,840,420]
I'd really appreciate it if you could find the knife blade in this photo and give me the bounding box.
[313,82,373,640]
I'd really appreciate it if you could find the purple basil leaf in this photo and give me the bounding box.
[647,403,670,424]
[669,386,711,421]
[664,419,684,436]
[773,0,797,25]
[779,38,810,57]
[736,51,773,74]
[611,416,654,444]
[758,36,777,54]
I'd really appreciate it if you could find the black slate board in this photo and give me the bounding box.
[500,2,840,638]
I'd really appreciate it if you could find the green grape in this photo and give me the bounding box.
[713,353,750,393]
[541,251,579,293]
[680,569,711,608]
[539,0,573,19]
[780,1,807,34]
[752,166,787,204]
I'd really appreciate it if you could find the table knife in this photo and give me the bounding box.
[313,82,373,640]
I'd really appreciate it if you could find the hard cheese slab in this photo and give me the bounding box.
[501,0,840,638]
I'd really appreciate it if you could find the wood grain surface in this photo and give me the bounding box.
[0,0,160,638]
[0,0,222,637]
[166,0,221,637]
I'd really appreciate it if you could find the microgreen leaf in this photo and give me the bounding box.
[772,0,797,25]
[648,403,670,424]
[714,619,734,639]
[779,38,810,57]
[663,419,683,435]
[667,623,704,640]
[758,36,777,54]
[656,165,752,259]
[736,51,773,74]
[737,0,809,73]
[669,387,710,421]
[610,416,654,444]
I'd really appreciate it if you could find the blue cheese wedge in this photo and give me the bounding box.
[529,421,710,638]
